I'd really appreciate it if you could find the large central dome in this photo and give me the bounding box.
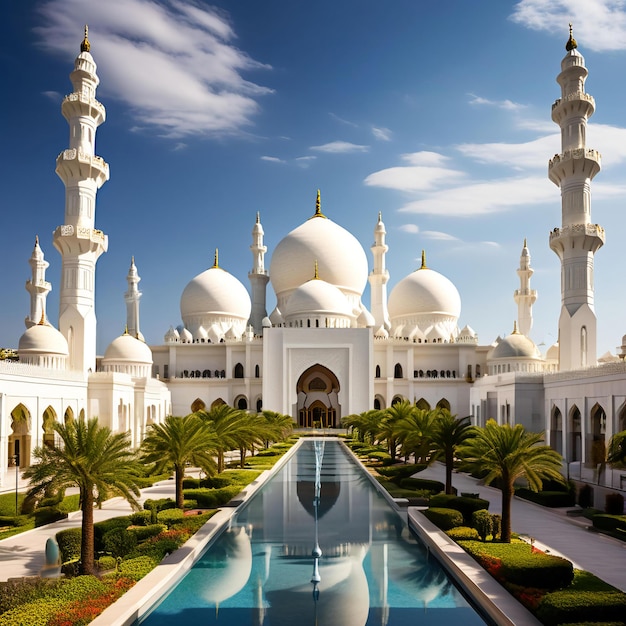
[269,193,368,307]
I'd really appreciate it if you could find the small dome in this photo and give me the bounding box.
[179,327,193,343]
[18,324,68,356]
[262,316,272,328]
[269,307,283,326]
[489,330,541,360]
[165,326,180,343]
[374,326,389,339]
[546,342,559,360]
[283,278,353,320]
[103,333,152,364]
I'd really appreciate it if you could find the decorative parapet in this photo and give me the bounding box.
[54,224,106,244]
[549,223,605,243]
[549,148,601,169]
[545,360,626,382]
[552,92,595,111]
[0,359,86,381]
[62,92,106,120]
[56,148,109,173]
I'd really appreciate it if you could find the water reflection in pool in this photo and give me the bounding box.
[139,439,487,625]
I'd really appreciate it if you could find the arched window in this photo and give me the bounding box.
[220,370,225,378]
[375,365,381,378]
[236,397,248,411]
[255,364,260,378]
[394,363,403,379]
[391,395,403,406]
[436,398,451,411]
[475,364,481,377]
[256,398,263,412]
[416,398,430,411]
[234,363,244,378]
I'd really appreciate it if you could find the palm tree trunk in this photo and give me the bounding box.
[175,464,184,509]
[501,480,513,543]
[80,486,95,575]
[445,449,454,494]
[217,450,224,473]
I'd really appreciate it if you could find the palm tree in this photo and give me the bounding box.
[459,419,564,542]
[196,404,258,472]
[607,430,626,468]
[260,410,294,448]
[396,408,437,464]
[380,400,415,462]
[23,417,142,575]
[141,414,218,508]
[342,410,381,444]
[430,410,474,494]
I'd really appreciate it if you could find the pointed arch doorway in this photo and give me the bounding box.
[296,364,340,428]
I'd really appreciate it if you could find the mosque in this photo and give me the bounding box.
[1,27,625,495]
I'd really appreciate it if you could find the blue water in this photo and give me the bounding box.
[139,439,487,625]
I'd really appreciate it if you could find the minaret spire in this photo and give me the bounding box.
[124,257,143,340]
[514,239,537,337]
[368,212,391,330]
[248,213,269,335]
[53,30,109,372]
[25,236,52,328]
[548,28,604,370]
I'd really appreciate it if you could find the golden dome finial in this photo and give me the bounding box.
[311,189,326,219]
[81,25,91,53]
[313,260,320,280]
[256,211,260,224]
[212,248,219,269]
[123,324,129,335]
[38,311,46,325]
[566,23,577,51]
[420,249,428,269]
[513,320,519,334]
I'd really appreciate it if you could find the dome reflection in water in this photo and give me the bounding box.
[139,440,487,626]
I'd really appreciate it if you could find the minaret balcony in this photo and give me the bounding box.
[55,149,109,187]
[549,223,605,254]
[53,224,108,256]
[61,93,106,125]
[551,93,595,124]
[514,288,537,298]
[548,148,601,185]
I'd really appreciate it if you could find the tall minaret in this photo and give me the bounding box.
[248,212,269,335]
[513,239,537,337]
[53,27,109,373]
[25,236,52,328]
[368,212,391,330]
[548,25,604,371]
[124,257,144,340]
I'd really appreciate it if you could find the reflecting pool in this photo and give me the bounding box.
[139,439,488,625]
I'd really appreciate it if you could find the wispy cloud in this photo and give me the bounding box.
[468,93,527,111]
[42,90,61,102]
[399,224,419,234]
[295,156,317,168]
[421,230,460,241]
[372,126,392,141]
[310,141,369,153]
[34,0,272,138]
[173,142,187,152]
[510,0,626,52]
[329,113,359,127]
[260,155,285,163]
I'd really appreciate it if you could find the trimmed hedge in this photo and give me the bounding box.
[128,523,167,542]
[592,514,626,533]
[422,507,463,530]
[94,516,131,551]
[399,477,446,493]
[515,488,576,508]
[102,527,137,558]
[157,508,185,527]
[143,498,176,512]
[461,541,574,590]
[429,494,490,524]
[536,590,626,626]
[118,555,158,581]
[183,485,242,508]
[56,527,82,563]
[376,464,428,482]
[0,515,29,528]
[445,526,480,541]
[34,506,67,527]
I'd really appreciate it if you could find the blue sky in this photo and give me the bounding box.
[2,0,626,356]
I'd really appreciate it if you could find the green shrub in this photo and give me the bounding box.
[129,523,167,541]
[257,449,281,457]
[471,509,493,541]
[399,477,445,493]
[183,485,242,508]
[377,464,427,482]
[445,526,480,541]
[0,578,57,614]
[157,508,185,527]
[422,507,463,530]
[461,492,480,498]
[182,477,200,489]
[578,484,594,508]
[118,555,158,581]
[515,488,576,508]
[57,494,80,513]
[367,451,391,463]
[184,499,198,509]
[429,494,490,523]
[98,555,117,571]
[50,575,107,601]
[143,498,176,512]
[129,510,152,526]
[592,514,626,533]
[0,515,29,528]
[94,517,131,551]
[0,492,27,517]
[56,527,82,563]
[605,492,625,515]
[0,597,65,626]
[491,513,501,540]
[221,469,262,485]
[132,529,189,561]
[34,506,67,527]
[172,511,214,534]
[536,590,626,625]
[102,527,137,558]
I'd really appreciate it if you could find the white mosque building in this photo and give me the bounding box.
[1,27,625,496]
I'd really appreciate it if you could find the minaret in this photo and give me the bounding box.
[25,236,52,328]
[513,239,537,337]
[548,25,604,370]
[248,212,269,335]
[124,257,144,340]
[53,27,109,373]
[368,212,391,330]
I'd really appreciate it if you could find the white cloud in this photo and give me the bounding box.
[398,175,554,217]
[173,142,187,151]
[310,141,369,153]
[295,156,317,168]
[510,0,626,52]
[468,93,527,111]
[399,224,419,234]
[260,156,285,163]
[34,0,272,138]
[329,113,359,127]
[42,90,61,102]
[401,151,450,166]
[372,126,392,141]
[421,231,460,241]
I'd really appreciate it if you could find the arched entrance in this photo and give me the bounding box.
[42,406,57,449]
[587,403,606,467]
[568,405,581,462]
[296,364,340,428]
[9,404,31,468]
[550,406,563,455]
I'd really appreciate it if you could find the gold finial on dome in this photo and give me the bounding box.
[512,320,519,334]
[256,211,260,224]
[566,23,577,51]
[38,311,46,325]
[123,324,129,335]
[81,25,91,53]
[311,189,326,219]
[313,260,320,280]
[420,249,428,269]
[212,248,219,269]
